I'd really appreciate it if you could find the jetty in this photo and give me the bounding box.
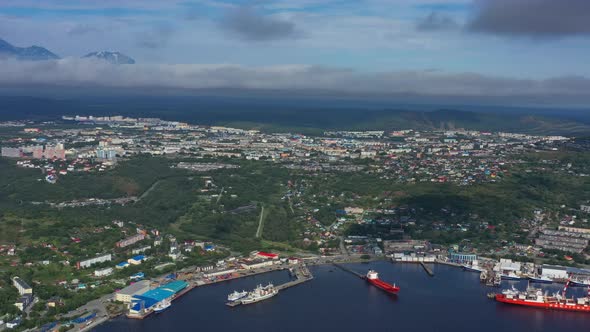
[419,262,435,276]
[226,264,313,307]
[332,263,364,279]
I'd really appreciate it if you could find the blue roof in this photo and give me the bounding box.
[160,280,188,293]
[131,272,145,278]
[130,296,159,311]
[117,261,129,267]
[72,312,96,324]
[139,288,175,302]
[132,255,145,261]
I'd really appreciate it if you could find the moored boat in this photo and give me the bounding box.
[463,260,484,273]
[528,275,553,284]
[500,272,525,281]
[227,290,248,302]
[154,299,171,313]
[240,284,278,305]
[495,280,590,312]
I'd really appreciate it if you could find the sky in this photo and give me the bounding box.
[1,0,590,105]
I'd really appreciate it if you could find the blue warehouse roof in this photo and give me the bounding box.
[161,280,188,293]
[130,296,159,311]
[139,288,175,302]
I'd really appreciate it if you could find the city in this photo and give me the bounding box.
[0,115,589,330]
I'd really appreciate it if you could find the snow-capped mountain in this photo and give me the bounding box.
[0,38,60,61]
[82,51,135,64]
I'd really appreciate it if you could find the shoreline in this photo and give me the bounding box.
[86,257,479,330]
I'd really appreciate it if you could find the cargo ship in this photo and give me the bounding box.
[365,270,399,294]
[227,290,248,302]
[495,281,590,312]
[240,284,278,305]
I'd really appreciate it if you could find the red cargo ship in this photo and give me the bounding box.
[365,270,400,294]
[495,280,590,312]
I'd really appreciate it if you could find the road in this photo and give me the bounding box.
[255,205,265,238]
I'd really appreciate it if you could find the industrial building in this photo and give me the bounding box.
[12,277,32,296]
[115,280,151,303]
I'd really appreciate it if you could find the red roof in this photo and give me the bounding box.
[257,251,279,258]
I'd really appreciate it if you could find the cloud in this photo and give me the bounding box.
[219,6,302,41]
[1,58,590,102]
[136,24,174,49]
[416,12,458,31]
[467,0,590,37]
[67,24,102,36]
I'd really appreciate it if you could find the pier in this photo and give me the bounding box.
[420,262,435,276]
[332,263,365,279]
[226,264,313,307]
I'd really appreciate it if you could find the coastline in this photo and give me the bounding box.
[88,256,460,330]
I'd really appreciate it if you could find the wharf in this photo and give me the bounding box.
[332,263,365,279]
[420,262,435,276]
[391,260,435,276]
[226,264,313,307]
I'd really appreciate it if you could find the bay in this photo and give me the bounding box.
[94,261,590,332]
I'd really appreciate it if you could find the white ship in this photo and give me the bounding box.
[463,260,484,273]
[240,284,278,305]
[227,290,248,302]
[154,299,171,313]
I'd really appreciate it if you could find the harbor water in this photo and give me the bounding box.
[93,261,590,332]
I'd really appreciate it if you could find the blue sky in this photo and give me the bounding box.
[1,0,590,103]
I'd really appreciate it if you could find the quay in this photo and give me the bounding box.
[391,259,435,276]
[226,264,313,307]
[420,262,435,276]
[332,263,365,279]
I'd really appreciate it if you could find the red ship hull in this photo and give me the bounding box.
[495,294,590,312]
[366,278,400,294]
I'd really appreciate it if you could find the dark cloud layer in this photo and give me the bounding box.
[416,12,458,31]
[468,0,590,37]
[219,6,301,41]
[1,59,590,103]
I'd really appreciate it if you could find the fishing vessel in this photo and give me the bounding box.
[240,284,278,305]
[500,272,525,281]
[463,260,485,273]
[495,281,590,312]
[365,270,400,294]
[527,275,553,284]
[154,299,171,313]
[227,290,248,302]
[570,277,590,287]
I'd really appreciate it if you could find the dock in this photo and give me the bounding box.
[420,262,434,276]
[226,264,313,307]
[332,263,364,279]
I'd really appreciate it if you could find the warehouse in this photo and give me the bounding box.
[115,280,151,303]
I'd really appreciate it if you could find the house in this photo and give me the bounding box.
[116,261,130,269]
[14,294,33,311]
[47,297,64,308]
[128,255,146,265]
[94,267,113,277]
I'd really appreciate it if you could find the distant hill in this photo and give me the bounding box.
[82,51,135,64]
[0,96,588,136]
[0,38,59,61]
